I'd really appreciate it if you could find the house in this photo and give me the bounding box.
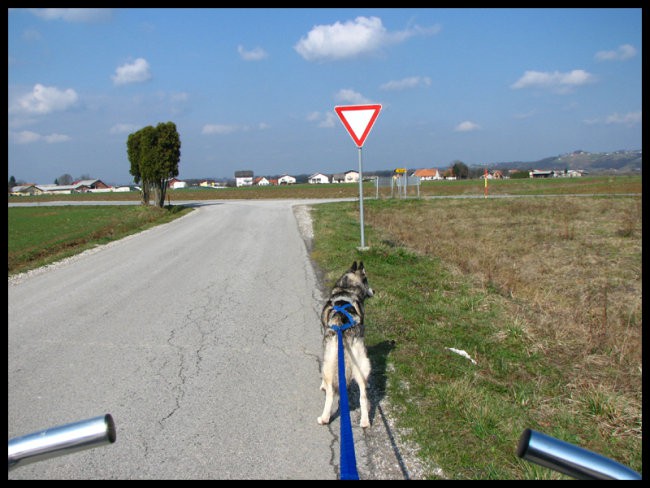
[113,185,135,192]
[308,173,330,184]
[529,169,555,178]
[277,174,296,185]
[566,169,583,177]
[235,170,254,187]
[70,179,112,192]
[10,184,41,196]
[168,178,187,189]
[254,177,271,186]
[412,168,442,181]
[332,170,359,183]
[35,184,76,195]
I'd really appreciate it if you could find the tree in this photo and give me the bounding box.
[451,160,469,179]
[149,121,181,207]
[127,129,149,205]
[127,122,181,207]
[57,173,74,185]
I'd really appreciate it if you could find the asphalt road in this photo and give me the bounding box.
[8,200,426,480]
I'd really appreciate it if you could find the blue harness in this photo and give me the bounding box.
[329,302,360,480]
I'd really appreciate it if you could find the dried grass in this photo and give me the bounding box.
[364,195,642,433]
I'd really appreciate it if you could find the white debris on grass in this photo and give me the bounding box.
[445,347,477,365]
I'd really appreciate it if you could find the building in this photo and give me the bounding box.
[277,174,296,185]
[308,173,330,184]
[254,177,271,186]
[332,170,359,183]
[234,170,254,187]
[412,168,443,181]
[168,178,187,189]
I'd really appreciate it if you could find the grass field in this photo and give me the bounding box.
[8,205,191,275]
[309,194,641,479]
[7,175,642,478]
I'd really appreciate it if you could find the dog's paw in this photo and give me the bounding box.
[360,418,370,429]
[317,416,329,425]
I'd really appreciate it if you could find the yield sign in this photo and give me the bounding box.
[334,104,382,147]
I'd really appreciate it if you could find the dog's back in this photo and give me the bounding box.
[320,261,374,337]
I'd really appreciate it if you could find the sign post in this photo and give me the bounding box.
[484,167,488,198]
[334,104,382,250]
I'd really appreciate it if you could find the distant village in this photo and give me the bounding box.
[8,166,587,196]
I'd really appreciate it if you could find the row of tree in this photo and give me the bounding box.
[127,122,181,207]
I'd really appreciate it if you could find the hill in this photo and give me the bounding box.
[486,149,642,174]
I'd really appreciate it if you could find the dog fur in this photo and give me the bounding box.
[317,261,374,428]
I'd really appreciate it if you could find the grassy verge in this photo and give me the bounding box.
[309,196,641,479]
[8,204,192,276]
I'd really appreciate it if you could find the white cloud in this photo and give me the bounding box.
[16,83,78,114]
[513,109,537,120]
[29,8,112,23]
[201,124,249,135]
[43,133,71,143]
[22,28,42,41]
[583,111,641,126]
[605,111,641,125]
[595,44,636,61]
[12,130,70,144]
[334,88,373,105]
[307,111,336,128]
[109,123,140,134]
[112,58,151,86]
[12,131,41,144]
[380,76,431,91]
[454,121,481,132]
[237,45,268,61]
[294,16,440,61]
[510,69,596,94]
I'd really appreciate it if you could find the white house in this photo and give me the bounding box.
[308,173,330,184]
[235,170,254,187]
[412,168,443,181]
[332,170,359,183]
[168,178,187,189]
[254,177,271,186]
[278,174,296,185]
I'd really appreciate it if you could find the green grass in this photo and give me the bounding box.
[8,204,192,275]
[308,196,641,479]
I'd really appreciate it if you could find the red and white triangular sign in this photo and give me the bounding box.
[335,104,382,147]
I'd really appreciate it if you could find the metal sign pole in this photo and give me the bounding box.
[358,146,366,249]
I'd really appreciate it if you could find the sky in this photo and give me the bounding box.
[8,8,642,186]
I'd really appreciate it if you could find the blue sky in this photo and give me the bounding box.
[8,8,642,185]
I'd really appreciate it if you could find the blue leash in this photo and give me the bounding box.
[329,303,360,480]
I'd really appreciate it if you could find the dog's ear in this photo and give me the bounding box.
[351,261,358,271]
[359,261,365,271]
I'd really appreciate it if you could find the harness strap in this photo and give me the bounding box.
[329,302,358,332]
[328,301,360,480]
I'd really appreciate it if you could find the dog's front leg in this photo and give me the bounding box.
[317,336,338,425]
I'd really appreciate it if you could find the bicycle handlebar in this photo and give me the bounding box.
[517,428,641,480]
[8,414,116,471]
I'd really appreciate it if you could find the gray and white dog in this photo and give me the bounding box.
[317,261,374,428]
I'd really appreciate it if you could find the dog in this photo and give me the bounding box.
[317,261,374,428]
